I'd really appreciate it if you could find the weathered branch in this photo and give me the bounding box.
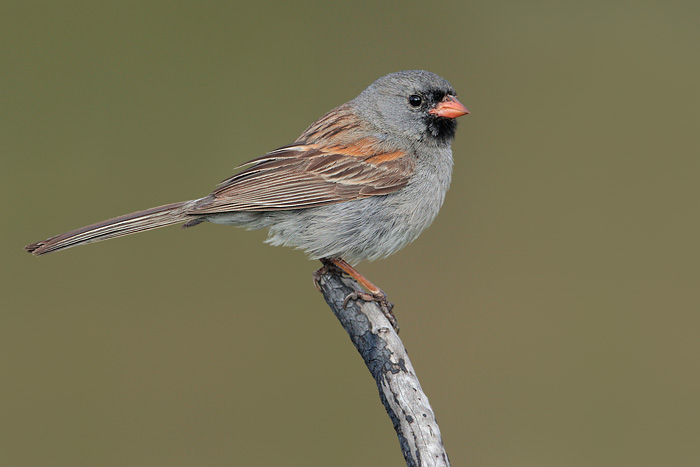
[315,271,450,467]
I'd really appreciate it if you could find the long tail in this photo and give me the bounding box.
[25,201,198,256]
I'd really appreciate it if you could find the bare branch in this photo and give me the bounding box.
[315,271,450,467]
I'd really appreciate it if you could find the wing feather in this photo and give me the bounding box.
[190,144,413,213]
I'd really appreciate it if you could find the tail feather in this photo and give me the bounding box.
[25,201,195,256]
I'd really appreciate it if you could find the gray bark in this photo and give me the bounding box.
[315,270,450,467]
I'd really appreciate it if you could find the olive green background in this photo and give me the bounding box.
[2,1,699,466]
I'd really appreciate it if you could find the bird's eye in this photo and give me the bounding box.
[408,95,422,107]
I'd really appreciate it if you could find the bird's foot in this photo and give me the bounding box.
[315,257,400,333]
[313,258,345,291]
[343,289,399,333]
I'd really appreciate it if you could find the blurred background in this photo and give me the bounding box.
[2,1,699,466]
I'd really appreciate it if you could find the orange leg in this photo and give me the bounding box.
[328,258,383,296]
[315,257,399,332]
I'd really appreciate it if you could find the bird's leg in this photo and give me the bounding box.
[315,257,398,332]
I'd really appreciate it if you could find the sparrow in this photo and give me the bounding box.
[25,70,469,330]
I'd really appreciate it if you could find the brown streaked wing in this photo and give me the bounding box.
[189,141,414,214]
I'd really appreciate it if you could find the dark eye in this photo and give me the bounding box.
[408,94,422,107]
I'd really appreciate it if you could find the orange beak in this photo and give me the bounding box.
[429,95,470,119]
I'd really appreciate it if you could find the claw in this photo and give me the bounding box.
[342,290,399,333]
[313,259,345,291]
[312,268,325,292]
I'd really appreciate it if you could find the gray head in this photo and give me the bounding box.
[351,70,468,147]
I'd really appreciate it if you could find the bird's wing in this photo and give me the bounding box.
[189,137,414,213]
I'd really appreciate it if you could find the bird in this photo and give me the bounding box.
[25,70,469,330]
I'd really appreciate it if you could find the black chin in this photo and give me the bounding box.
[425,115,458,145]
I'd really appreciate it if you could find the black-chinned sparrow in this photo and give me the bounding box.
[26,70,469,328]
